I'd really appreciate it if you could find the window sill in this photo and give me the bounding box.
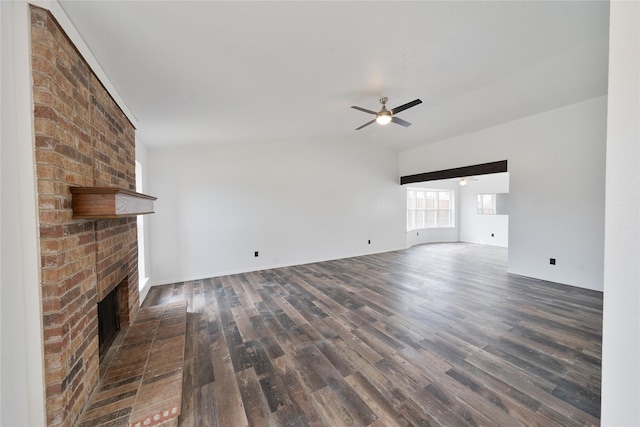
[407,226,456,232]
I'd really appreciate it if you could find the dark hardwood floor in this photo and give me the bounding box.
[142,243,602,426]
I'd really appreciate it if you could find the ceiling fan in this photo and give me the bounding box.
[455,177,479,186]
[351,97,422,130]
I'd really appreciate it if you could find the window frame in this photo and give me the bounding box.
[477,193,497,215]
[406,187,455,231]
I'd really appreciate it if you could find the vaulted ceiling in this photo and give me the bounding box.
[59,1,610,151]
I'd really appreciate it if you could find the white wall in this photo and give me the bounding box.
[400,97,607,291]
[405,181,460,247]
[459,172,509,247]
[146,139,405,285]
[0,1,45,425]
[406,226,459,247]
[601,1,640,425]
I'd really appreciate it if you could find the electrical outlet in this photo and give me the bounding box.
[254,251,259,257]
[550,258,556,265]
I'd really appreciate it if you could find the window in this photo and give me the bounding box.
[407,188,454,231]
[135,161,146,290]
[477,194,496,214]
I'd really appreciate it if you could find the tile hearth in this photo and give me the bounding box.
[79,301,187,427]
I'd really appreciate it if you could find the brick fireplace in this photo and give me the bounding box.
[31,6,140,426]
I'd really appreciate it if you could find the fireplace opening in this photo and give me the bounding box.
[98,285,121,356]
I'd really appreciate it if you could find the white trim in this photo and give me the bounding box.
[138,276,150,306]
[16,2,46,423]
[1,1,4,418]
[12,1,46,424]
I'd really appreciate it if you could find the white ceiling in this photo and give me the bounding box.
[58,1,610,151]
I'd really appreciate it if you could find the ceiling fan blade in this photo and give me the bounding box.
[391,116,412,127]
[356,119,376,130]
[390,99,422,115]
[351,106,378,115]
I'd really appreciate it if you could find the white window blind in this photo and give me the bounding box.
[407,188,454,231]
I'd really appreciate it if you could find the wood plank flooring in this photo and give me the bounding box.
[141,243,602,426]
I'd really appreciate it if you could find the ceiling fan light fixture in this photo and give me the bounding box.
[376,113,392,125]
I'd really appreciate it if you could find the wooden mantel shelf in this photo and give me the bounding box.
[70,187,157,219]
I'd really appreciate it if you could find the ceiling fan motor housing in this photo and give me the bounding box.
[376,98,392,124]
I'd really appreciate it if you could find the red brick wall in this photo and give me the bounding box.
[31,6,140,426]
